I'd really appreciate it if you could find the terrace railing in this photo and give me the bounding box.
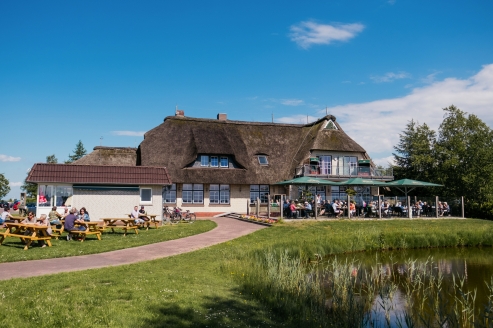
[296,164,393,180]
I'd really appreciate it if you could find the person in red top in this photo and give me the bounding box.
[289,201,298,219]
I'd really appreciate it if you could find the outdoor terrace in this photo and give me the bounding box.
[296,164,394,181]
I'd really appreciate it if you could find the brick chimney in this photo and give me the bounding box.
[217,113,227,121]
[175,109,184,117]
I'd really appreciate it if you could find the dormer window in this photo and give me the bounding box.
[324,120,337,130]
[220,157,229,167]
[210,156,218,167]
[258,156,268,165]
[201,155,209,166]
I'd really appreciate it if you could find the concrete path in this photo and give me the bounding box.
[0,217,266,281]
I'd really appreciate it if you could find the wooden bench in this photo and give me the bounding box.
[0,223,52,250]
[101,218,139,236]
[68,222,102,242]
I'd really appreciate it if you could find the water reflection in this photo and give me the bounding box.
[323,247,493,327]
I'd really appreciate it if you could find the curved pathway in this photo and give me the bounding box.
[0,217,265,281]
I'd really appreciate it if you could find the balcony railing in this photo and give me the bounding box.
[296,164,393,180]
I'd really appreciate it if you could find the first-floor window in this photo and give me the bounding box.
[220,157,229,167]
[182,184,203,204]
[210,156,218,167]
[163,184,176,203]
[140,188,153,204]
[209,184,230,204]
[250,185,269,204]
[201,155,209,167]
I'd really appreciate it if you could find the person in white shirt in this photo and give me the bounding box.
[130,205,145,224]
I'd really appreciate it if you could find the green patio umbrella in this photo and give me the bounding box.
[337,177,388,186]
[275,176,341,185]
[385,178,443,199]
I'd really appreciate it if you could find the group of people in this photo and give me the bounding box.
[282,197,356,219]
[130,205,150,224]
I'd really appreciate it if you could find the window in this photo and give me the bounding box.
[258,156,268,165]
[319,156,331,175]
[201,155,209,167]
[55,186,73,206]
[163,184,176,203]
[307,186,326,201]
[220,157,228,167]
[183,184,203,204]
[250,185,269,204]
[330,186,347,202]
[210,156,218,167]
[210,184,230,204]
[39,185,73,207]
[324,120,337,130]
[140,188,152,204]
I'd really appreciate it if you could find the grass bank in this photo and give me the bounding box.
[0,220,216,263]
[1,219,492,327]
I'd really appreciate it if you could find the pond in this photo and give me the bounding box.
[322,247,493,327]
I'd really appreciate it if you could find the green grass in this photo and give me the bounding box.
[1,219,493,327]
[0,220,216,263]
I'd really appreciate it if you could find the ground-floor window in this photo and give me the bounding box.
[209,184,230,204]
[140,188,153,205]
[250,185,269,204]
[163,184,176,203]
[330,186,347,202]
[305,186,326,201]
[182,184,203,204]
[38,185,73,207]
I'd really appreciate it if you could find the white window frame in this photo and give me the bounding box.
[182,184,204,204]
[163,184,176,204]
[220,156,228,168]
[250,184,269,204]
[209,184,230,204]
[140,188,153,205]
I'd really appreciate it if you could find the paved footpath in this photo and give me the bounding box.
[0,217,265,281]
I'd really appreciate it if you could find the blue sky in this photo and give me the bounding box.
[2,0,493,200]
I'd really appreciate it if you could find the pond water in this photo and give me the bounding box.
[324,247,493,327]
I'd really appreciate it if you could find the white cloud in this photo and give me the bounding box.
[0,154,21,162]
[281,99,304,106]
[112,131,146,137]
[277,114,319,124]
[370,72,411,83]
[276,64,493,159]
[372,156,396,167]
[9,182,22,187]
[290,21,365,49]
[421,71,441,84]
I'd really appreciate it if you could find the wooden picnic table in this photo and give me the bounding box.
[101,218,139,236]
[69,221,102,242]
[0,223,52,250]
[10,216,27,223]
[126,214,160,230]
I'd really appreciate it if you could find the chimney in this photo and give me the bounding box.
[175,109,184,117]
[217,113,227,121]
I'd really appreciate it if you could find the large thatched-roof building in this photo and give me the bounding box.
[68,111,392,216]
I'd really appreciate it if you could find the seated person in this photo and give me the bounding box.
[139,206,150,221]
[1,207,14,226]
[131,205,145,224]
[303,201,312,219]
[64,208,86,241]
[332,199,341,218]
[381,201,390,216]
[62,207,70,219]
[78,207,90,222]
[289,201,298,219]
[442,202,450,216]
[349,201,356,217]
[21,211,37,236]
[35,214,52,248]
[48,206,62,225]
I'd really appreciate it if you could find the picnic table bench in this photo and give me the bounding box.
[69,221,102,242]
[0,223,52,250]
[101,218,139,236]
[126,214,160,230]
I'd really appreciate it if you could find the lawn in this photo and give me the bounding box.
[1,219,493,327]
[0,220,216,263]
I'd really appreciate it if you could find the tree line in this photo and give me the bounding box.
[392,105,493,219]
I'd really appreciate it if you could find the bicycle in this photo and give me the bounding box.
[162,206,175,225]
[168,207,196,223]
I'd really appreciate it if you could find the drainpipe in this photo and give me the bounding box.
[267,195,271,218]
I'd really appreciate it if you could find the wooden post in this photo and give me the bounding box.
[267,195,271,218]
[256,197,260,217]
[280,196,284,219]
[315,198,318,220]
[378,195,382,219]
[461,196,465,218]
[435,196,439,218]
[347,194,350,219]
[408,196,412,219]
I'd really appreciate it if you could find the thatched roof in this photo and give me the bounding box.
[72,147,137,166]
[138,114,368,184]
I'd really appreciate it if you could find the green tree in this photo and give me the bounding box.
[0,173,10,199]
[392,119,437,183]
[65,140,87,163]
[46,154,58,163]
[435,105,493,217]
